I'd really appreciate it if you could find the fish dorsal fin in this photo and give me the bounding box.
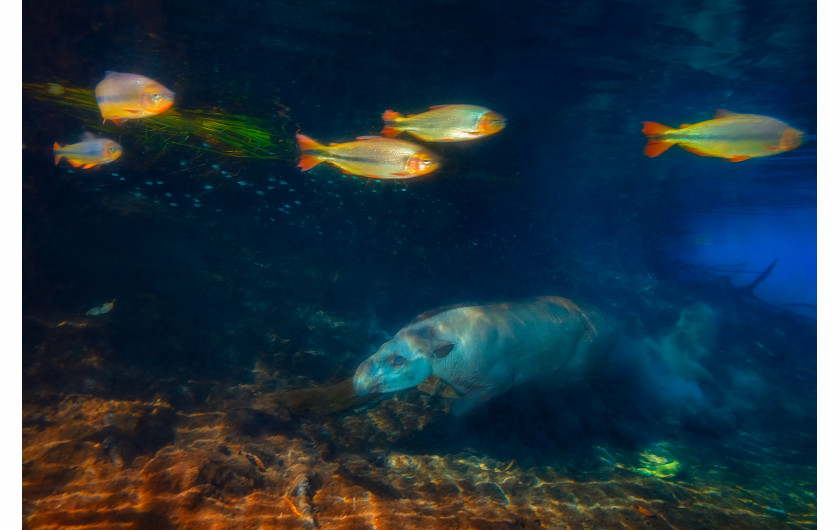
[714,109,737,118]
[679,124,692,128]
[428,105,449,109]
[82,131,96,140]
[105,71,118,77]
[355,136,382,141]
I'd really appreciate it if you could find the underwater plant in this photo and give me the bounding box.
[24,82,297,160]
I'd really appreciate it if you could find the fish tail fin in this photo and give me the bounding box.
[641,121,674,137]
[381,110,403,137]
[641,121,676,158]
[53,142,63,165]
[296,134,326,171]
[644,139,675,158]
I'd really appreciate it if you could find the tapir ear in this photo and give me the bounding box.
[432,342,455,358]
[408,327,455,359]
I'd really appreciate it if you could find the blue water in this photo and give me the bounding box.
[22,0,817,528]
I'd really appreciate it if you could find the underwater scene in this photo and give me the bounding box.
[22,0,817,528]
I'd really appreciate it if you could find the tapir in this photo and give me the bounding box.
[352,296,618,415]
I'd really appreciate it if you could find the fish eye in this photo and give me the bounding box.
[393,356,405,366]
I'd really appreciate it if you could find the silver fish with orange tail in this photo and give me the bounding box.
[641,110,805,162]
[381,104,506,142]
[53,132,122,169]
[295,134,440,179]
[95,71,175,125]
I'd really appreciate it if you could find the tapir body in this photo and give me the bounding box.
[353,296,618,415]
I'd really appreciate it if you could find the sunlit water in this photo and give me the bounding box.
[23,0,816,528]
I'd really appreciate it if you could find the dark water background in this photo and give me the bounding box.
[22,0,818,527]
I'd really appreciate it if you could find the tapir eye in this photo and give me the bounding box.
[393,356,404,366]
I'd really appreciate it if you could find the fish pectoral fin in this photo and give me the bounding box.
[120,108,142,113]
[729,155,750,162]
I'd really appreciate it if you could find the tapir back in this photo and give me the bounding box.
[425,296,617,395]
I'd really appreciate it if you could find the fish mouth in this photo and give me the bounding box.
[159,96,175,111]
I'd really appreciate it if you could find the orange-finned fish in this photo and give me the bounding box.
[641,110,805,162]
[381,104,506,142]
[53,132,122,169]
[295,134,441,179]
[637,506,656,518]
[95,71,175,125]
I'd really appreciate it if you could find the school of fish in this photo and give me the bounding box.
[54,71,174,170]
[295,104,506,179]
[50,71,805,176]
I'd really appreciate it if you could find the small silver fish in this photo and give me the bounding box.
[54,133,122,169]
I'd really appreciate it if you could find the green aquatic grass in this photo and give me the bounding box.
[24,82,295,160]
